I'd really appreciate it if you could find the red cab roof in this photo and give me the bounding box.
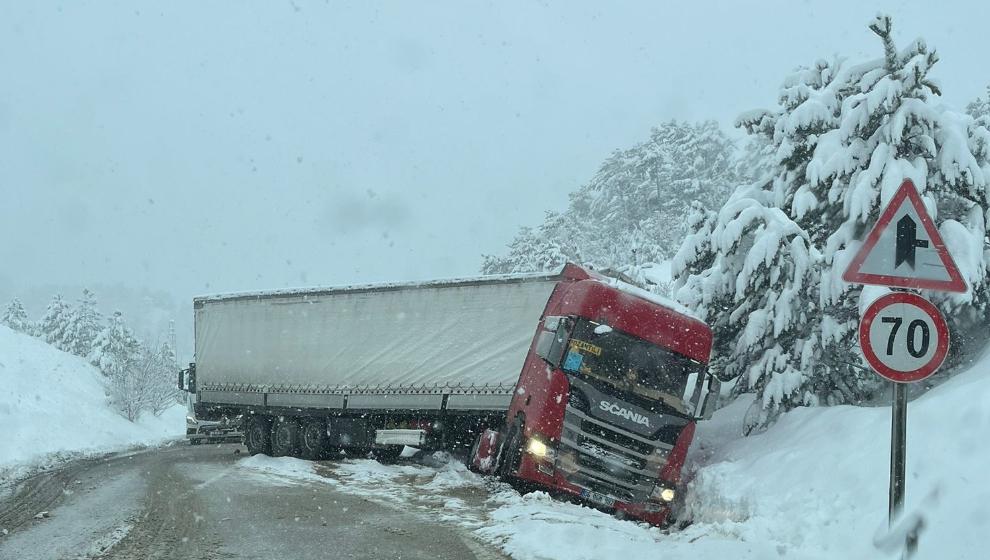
[555,264,713,363]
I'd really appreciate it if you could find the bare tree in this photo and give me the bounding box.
[139,342,182,417]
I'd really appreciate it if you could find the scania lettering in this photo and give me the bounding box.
[179,264,717,526]
[599,401,652,428]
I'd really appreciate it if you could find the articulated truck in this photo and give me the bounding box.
[179,264,718,525]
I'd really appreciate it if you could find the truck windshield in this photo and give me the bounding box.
[560,318,701,414]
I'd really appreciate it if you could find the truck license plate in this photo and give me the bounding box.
[581,489,615,508]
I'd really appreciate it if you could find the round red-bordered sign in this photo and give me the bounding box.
[859,292,949,383]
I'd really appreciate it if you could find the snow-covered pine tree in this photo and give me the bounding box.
[89,311,143,420]
[39,294,73,351]
[64,289,103,358]
[481,213,584,274]
[674,187,820,429]
[483,121,738,283]
[158,338,176,369]
[631,120,738,246]
[673,15,990,429]
[734,134,776,186]
[1,298,30,333]
[88,310,140,378]
[967,85,989,125]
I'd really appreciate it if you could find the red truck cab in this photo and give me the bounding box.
[472,264,716,526]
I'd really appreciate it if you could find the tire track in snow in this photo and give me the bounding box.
[0,459,96,536]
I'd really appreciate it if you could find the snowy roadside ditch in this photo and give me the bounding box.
[236,452,702,560]
[236,449,839,560]
[0,406,187,484]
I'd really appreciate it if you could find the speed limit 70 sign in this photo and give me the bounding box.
[859,292,949,383]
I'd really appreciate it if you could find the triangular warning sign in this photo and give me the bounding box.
[842,179,966,293]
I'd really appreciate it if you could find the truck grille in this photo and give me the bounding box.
[559,403,672,504]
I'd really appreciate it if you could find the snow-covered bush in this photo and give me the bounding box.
[137,341,183,417]
[674,15,990,429]
[483,120,739,286]
[89,310,181,420]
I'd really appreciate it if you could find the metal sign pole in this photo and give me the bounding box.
[889,381,906,522]
[889,381,918,557]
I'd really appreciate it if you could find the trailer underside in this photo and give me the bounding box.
[196,388,510,461]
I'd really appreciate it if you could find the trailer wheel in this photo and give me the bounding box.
[497,420,524,478]
[270,417,301,457]
[245,416,272,456]
[300,419,327,460]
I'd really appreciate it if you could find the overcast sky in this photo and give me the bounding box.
[1,1,988,336]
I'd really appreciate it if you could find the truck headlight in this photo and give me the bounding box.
[526,437,556,461]
[186,415,198,425]
[650,485,676,503]
[527,438,548,457]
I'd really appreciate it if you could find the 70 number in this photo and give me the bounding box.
[881,317,930,358]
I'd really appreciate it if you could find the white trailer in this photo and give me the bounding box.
[186,271,561,458]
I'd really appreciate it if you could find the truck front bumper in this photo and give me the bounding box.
[515,452,674,527]
[186,420,243,444]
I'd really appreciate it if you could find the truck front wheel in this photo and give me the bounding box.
[271,417,301,457]
[244,416,272,456]
[497,421,524,478]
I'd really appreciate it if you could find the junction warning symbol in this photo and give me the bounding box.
[842,180,966,293]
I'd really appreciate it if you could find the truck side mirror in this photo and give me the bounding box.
[179,363,197,393]
[699,376,721,420]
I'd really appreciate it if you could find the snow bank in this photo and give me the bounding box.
[0,326,185,476]
[678,358,990,559]
[477,490,672,560]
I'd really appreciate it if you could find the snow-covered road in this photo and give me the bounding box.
[0,444,507,560]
